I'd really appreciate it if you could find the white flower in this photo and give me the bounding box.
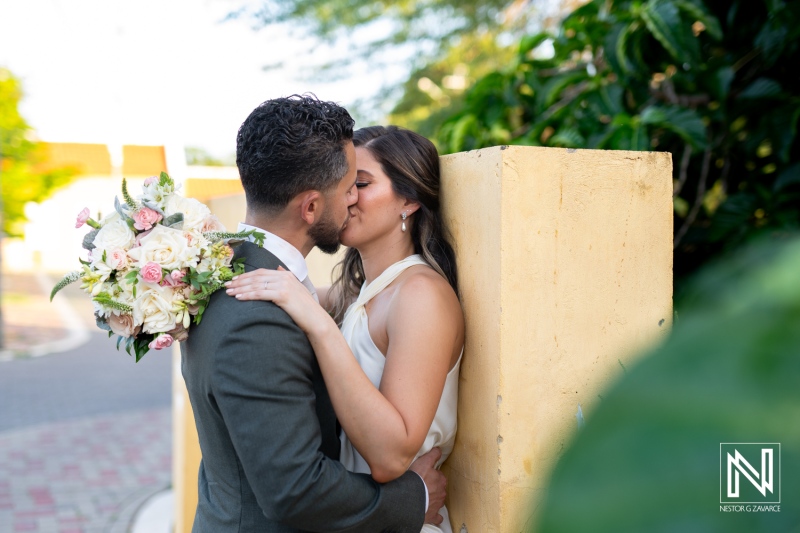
[93,216,135,251]
[133,283,179,334]
[128,225,201,271]
[165,195,211,232]
[140,179,175,209]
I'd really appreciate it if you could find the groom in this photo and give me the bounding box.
[182,95,445,532]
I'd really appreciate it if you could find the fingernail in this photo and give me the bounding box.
[232,276,239,280]
[224,282,230,287]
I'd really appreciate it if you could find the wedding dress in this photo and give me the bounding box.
[339,255,462,533]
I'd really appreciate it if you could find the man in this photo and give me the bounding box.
[182,95,445,532]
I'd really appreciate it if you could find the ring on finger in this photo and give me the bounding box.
[263,280,269,290]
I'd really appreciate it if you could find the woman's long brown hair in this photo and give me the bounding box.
[329,125,459,324]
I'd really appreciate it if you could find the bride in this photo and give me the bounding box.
[226,125,464,532]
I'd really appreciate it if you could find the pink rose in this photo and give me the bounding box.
[75,207,90,228]
[133,207,163,231]
[148,334,173,350]
[200,215,225,233]
[144,176,159,186]
[171,269,186,282]
[141,261,163,283]
[107,314,141,338]
[107,248,129,270]
[167,323,189,342]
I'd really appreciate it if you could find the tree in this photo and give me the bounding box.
[0,68,74,237]
[237,0,560,125]
[437,0,800,289]
[185,146,234,167]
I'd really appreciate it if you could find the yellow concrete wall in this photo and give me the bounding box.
[172,347,201,533]
[439,146,673,532]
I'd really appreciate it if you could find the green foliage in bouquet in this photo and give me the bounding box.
[533,234,800,532]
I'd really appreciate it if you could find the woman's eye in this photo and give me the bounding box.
[356,182,368,188]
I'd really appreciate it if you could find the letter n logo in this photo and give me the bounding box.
[720,443,780,504]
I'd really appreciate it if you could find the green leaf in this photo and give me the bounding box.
[738,78,782,100]
[675,0,722,40]
[755,15,789,67]
[82,229,99,251]
[519,32,549,56]
[121,177,138,210]
[536,238,800,532]
[162,212,184,229]
[50,271,81,301]
[539,71,588,108]
[641,0,698,63]
[640,105,708,149]
[712,67,734,101]
[774,163,800,191]
[95,315,112,332]
[548,127,585,148]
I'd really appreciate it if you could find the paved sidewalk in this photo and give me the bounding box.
[0,409,171,533]
[0,270,174,533]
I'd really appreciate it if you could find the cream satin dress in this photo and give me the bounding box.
[339,255,462,533]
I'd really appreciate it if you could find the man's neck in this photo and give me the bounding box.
[244,210,314,257]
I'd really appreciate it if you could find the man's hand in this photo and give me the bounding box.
[409,447,447,525]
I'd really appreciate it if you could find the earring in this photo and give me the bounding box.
[401,212,407,232]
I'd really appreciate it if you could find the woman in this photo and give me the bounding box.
[225,125,464,532]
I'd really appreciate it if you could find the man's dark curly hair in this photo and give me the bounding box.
[236,95,355,212]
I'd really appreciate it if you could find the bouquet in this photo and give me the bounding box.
[51,172,264,361]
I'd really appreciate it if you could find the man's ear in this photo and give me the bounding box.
[298,190,322,226]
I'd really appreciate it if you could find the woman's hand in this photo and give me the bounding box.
[225,268,333,337]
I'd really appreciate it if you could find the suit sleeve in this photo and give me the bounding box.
[211,299,426,532]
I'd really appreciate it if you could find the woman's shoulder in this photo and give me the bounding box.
[390,264,462,318]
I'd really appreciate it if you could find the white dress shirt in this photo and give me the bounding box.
[237,222,317,301]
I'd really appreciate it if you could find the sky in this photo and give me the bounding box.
[0,0,398,159]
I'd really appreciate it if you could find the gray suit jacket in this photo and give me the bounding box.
[181,242,426,532]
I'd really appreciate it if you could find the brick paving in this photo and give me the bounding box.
[0,270,173,533]
[0,410,171,533]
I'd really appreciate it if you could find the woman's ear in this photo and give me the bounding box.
[402,199,421,216]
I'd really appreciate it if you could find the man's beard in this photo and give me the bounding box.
[308,209,345,255]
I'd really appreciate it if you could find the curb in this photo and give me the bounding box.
[0,272,90,361]
[130,488,174,533]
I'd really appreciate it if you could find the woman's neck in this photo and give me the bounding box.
[358,234,416,284]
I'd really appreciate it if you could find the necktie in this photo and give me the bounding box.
[301,276,319,303]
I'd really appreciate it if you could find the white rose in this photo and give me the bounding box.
[166,195,211,231]
[93,216,135,251]
[128,225,200,270]
[133,283,179,334]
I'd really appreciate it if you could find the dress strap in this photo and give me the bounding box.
[353,255,429,309]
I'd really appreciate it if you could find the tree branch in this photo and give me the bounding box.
[674,147,712,249]
[673,144,692,198]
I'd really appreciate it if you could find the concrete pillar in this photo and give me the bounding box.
[439,146,673,532]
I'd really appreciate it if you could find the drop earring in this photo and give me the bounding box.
[401,212,407,232]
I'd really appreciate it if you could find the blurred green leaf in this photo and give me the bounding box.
[535,236,800,533]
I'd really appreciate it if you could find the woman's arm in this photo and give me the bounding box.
[225,268,463,483]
